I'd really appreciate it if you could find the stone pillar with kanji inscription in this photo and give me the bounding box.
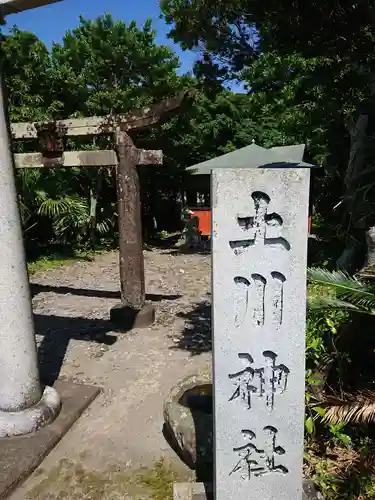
[110,130,162,330]
[212,167,310,500]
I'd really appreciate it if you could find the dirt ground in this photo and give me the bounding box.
[10,247,212,500]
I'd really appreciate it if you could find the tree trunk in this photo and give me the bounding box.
[337,113,369,270]
[336,236,361,271]
[339,71,375,271]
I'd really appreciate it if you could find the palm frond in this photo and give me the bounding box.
[18,196,31,222]
[357,264,375,281]
[307,295,364,313]
[308,268,363,291]
[96,219,113,235]
[38,196,88,218]
[320,390,375,425]
[38,195,89,240]
[17,168,41,193]
[38,198,70,218]
[35,190,49,203]
[308,267,375,310]
[53,215,86,236]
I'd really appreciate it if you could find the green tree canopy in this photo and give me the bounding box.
[2,14,272,249]
[1,27,57,121]
[161,0,375,268]
[51,14,184,118]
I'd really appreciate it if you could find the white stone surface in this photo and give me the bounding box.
[212,168,310,500]
[0,75,60,433]
[0,386,61,437]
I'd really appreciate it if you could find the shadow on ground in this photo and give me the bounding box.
[32,282,182,385]
[165,248,211,256]
[145,232,182,249]
[171,300,211,354]
[31,283,181,302]
[163,242,211,256]
[35,313,117,385]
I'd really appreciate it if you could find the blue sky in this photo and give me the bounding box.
[4,0,197,76]
[4,0,246,92]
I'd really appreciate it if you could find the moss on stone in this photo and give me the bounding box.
[26,457,190,500]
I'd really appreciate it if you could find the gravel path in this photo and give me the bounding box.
[11,248,212,500]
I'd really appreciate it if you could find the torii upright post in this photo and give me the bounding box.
[110,130,161,329]
[0,0,63,437]
[110,94,189,330]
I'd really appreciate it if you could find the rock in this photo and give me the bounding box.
[303,480,325,499]
[163,371,213,472]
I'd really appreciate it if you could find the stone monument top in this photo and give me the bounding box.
[187,143,313,175]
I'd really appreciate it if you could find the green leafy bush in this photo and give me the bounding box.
[305,271,375,498]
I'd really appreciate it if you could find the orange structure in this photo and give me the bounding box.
[189,209,311,239]
[185,143,315,241]
[190,208,211,238]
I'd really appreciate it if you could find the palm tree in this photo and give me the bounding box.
[308,267,375,316]
[17,167,115,250]
[307,267,375,426]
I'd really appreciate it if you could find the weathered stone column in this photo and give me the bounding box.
[110,130,162,330]
[0,70,60,437]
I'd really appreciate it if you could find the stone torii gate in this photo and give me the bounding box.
[11,93,189,331]
[0,0,189,463]
[0,92,187,438]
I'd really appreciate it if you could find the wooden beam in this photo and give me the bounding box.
[11,91,192,139]
[122,91,191,132]
[14,149,163,168]
[14,150,118,168]
[0,0,62,16]
[12,119,112,139]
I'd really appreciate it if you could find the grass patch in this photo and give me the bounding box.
[27,250,101,276]
[135,458,184,500]
[26,457,190,500]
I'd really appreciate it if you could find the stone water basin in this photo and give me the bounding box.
[163,371,213,479]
